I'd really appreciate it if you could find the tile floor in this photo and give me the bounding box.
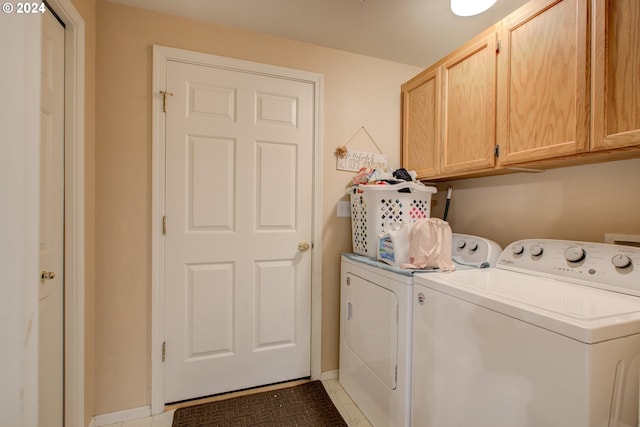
[323,378,372,427]
[100,410,174,427]
[100,378,371,427]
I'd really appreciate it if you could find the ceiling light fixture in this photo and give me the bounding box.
[451,0,497,16]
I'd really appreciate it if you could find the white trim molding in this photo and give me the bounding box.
[320,370,339,381]
[151,45,323,414]
[45,1,86,426]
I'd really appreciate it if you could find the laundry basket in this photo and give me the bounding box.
[348,182,437,257]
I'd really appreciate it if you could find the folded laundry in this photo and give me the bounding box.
[353,167,375,185]
[351,167,421,188]
[393,167,413,181]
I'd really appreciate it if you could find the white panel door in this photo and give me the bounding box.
[39,8,65,427]
[164,59,314,403]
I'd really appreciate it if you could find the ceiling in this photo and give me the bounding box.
[109,0,530,68]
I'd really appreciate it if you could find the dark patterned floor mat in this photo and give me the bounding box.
[171,381,348,427]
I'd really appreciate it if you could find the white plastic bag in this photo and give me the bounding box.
[401,218,455,271]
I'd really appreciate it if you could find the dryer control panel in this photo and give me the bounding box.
[497,239,640,296]
[452,233,502,267]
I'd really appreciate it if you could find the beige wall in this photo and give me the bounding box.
[94,0,420,415]
[430,158,640,248]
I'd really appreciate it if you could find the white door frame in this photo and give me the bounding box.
[44,1,86,426]
[151,45,323,414]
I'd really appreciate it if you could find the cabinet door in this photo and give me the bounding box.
[591,0,640,151]
[441,31,498,175]
[401,68,440,179]
[497,0,589,166]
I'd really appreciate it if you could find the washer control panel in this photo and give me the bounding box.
[498,239,640,296]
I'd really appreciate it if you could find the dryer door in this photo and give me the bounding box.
[344,272,398,389]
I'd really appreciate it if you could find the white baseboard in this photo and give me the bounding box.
[320,369,338,381]
[93,406,151,426]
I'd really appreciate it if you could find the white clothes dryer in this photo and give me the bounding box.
[412,239,640,427]
[339,234,501,427]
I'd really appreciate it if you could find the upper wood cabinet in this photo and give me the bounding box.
[441,31,497,175]
[401,66,440,178]
[591,0,640,151]
[496,0,589,166]
[402,0,640,180]
[401,28,497,180]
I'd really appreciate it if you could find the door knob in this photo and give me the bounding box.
[41,271,56,280]
[298,241,311,252]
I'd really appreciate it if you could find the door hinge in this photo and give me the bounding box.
[494,145,500,157]
[160,90,173,113]
[162,341,166,362]
[162,215,167,235]
[496,39,501,53]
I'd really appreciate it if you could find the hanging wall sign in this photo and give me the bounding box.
[335,126,388,172]
[336,150,388,172]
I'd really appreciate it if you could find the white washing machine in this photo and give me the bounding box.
[340,234,501,427]
[412,239,640,427]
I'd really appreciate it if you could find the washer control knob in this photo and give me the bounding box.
[468,241,479,252]
[612,254,632,269]
[530,245,544,257]
[511,243,524,255]
[457,240,466,249]
[564,246,586,263]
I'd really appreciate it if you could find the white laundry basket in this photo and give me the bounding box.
[348,182,437,257]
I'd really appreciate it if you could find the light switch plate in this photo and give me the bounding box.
[337,201,351,218]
